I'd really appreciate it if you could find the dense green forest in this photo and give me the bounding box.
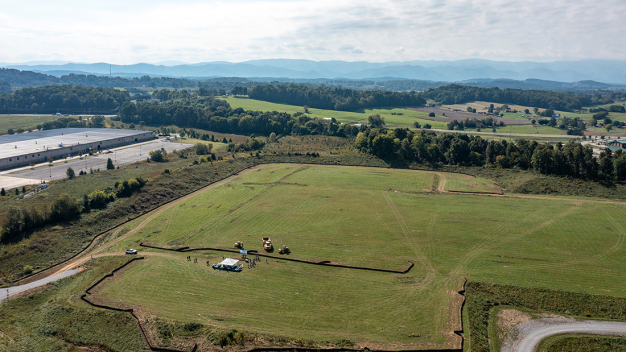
[119,96,361,137]
[0,80,10,95]
[0,68,266,90]
[356,128,626,181]
[248,84,426,111]
[421,84,593,111]
[0,85,130,114]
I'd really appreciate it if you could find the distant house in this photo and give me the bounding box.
[553,113,561,118]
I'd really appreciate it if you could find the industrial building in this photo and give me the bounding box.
[0,128,155,170]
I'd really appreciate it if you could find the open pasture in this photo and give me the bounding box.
[94,164,626,349]
[0,114,60,134]
[221,96,448,129]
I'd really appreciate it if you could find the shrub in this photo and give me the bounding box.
[194,143,213,155]
[89,190,109,209]
[106,158,115,170]
[23,265,33,274]
[50,194,80,221]
[149,149,166,162]
[66,167,75,179]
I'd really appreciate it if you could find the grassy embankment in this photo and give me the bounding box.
[0,256,148,351]
[466,282,626,352]
[538,334,626,352]
[87,164,626,350]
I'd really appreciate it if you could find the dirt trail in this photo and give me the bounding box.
[30,166,262,279]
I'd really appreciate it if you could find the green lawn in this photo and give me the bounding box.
[221,96,448,129]
[0,114,65,134]
[442,173,502,193]
[94,164,626,349]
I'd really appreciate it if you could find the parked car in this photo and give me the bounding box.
[125,249,137,255]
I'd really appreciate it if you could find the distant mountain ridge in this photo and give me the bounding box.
[2,59,626,84]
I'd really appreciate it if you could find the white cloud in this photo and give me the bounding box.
[0,0,624,63]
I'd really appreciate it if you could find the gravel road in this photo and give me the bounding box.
[501,318,626,352]
[0,269,80,303]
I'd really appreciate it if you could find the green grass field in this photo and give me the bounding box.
[221,96,448,129]
[441,173,501,193]
[88,163,626,349]
[222,97,579,138]
[0,114,63,134]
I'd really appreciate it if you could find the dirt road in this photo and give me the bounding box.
[501,318,626,352]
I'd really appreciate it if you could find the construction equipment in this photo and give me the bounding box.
[234,241,243,249]
[262,237,272,251]
[278,245,290,254]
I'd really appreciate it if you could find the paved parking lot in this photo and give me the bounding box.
[0,139,193,189]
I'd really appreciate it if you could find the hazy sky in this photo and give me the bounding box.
[0,0,624,64]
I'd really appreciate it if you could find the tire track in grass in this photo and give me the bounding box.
[172,165,311,245]
[382,190,435,288]
[50,169,256,275]
[451,204,580,277]
[449,200,529,273]
[598,208,626,260]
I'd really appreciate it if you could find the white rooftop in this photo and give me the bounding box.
[218,258,239,266]
[0,128,152,159]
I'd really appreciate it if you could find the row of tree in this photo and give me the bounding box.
[355,128,626,181]
[420,84,593,111]
[1,176,147,241]
[1,194,80,242]
[119,99,363,137]
[0,85,130,114]
[247,84,426,111]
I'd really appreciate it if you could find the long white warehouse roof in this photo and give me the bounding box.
[0,128,153,159]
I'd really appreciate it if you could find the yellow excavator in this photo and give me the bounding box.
[262,237,273,251]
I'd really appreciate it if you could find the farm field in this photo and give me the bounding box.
[90,163,626,350]
[443,101,626,123]
[221,96,448,129]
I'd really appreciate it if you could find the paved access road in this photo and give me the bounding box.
[501,318,626,352]
[0,139,193,189]
[0,270,80,303]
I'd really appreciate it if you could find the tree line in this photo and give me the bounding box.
[0,85,130,114]
[420,84,592,111]
[355,127,626,181]
[1,177,146,242]
[118,97,362,137]
[247,84,426,111]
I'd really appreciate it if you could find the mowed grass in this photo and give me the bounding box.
[0,114,61,134]
[221,96,447,129]
[95,164,626,348]
[441,173,501,193]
